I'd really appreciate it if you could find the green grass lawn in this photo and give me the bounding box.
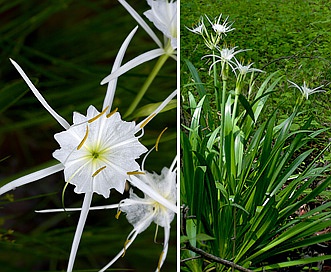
[181,0,331,126]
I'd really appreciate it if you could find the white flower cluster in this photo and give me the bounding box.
[1,1,177,271]
[187,14,263,81]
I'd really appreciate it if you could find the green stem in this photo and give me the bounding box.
[124,51,170,118]
[232,80,241,124]
[212,51,219,112]
[232,206,237,272]
[219,63,227,170]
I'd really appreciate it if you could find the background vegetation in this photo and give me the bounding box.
[181,0,331,124]
[0,1,176,271]
[181,0,331,271]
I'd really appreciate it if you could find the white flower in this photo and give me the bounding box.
[233,59,264,77]
[101,0,177,85]
[53,105,147,198]
[288,80,326,100]
[41,157,177,272]
[2,26,176,271]
[206,14,234,36]
[186,22,203,35]
[115,165,176,272]
[205,46,248,73]
[144,0,177,50]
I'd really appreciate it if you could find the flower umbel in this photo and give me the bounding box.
[288,80,326,100]
[204,46,248,79]
[187,14,234,50]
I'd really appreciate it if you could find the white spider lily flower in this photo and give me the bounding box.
[52,105,147,197]
[41,157,177,272]
[204,46,248,74]
[100,156,176,272]
[205,14,235,36]
[288,80,326,100]
[185,22,203,35]
[144,0,177,50]
[100,0,177,85]
[233,59,264,80]
[2,28,176,272]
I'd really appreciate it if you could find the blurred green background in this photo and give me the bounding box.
[0,0,176,271]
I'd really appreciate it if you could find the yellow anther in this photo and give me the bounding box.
[106,107,118,118]
[140,113,157,128]
[115,210,121,219]
[77,126,89,150]
[127,171,145,175]
[157,251,164,271]
[155,127,168,151]
[92,166,107,177]
[88,106,109,123]
[122,240,131,257]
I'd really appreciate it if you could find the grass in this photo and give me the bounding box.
[181,0,331,127]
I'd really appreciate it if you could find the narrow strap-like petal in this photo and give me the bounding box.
[155,223,170,271]
[102,26,138,112]
[0,163,64,195]
[10,59,71,130]
[67,192,93,272]
[129,175,177,213]
[135,89,177,132]
[35,202,133,213]
[100,48,164,85]
[118,0,163,48]
[99,230,139,272]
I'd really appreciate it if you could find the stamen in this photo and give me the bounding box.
[115,210,122,219]
[92,166,107,177]
[154,224,159,244]
[77,126,89,150]
[106,107,118,118]
[122,240,131,257]
[139,113,156,128]
[127,171,145,175]
[157,251,164,271]
[88,106,109,123]
[155,127,168,151]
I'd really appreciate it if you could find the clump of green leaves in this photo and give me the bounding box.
[181,13,331,272]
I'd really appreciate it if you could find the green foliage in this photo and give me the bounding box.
[181,0,331,128]
[181,3,331,269]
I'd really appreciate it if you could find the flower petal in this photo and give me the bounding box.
[144,0,177,49]
[102,26,139,112]
[99,229,139,272]
[100,48,164,85]
[128,175,177,213]
[0,163,64,195]
[118,0,163,48]
[135,89,177,131]
[67,192,93,272]
[10,59,70,130]
[156,222,171,271]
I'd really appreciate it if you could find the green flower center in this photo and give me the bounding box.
[92,151,100,159]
